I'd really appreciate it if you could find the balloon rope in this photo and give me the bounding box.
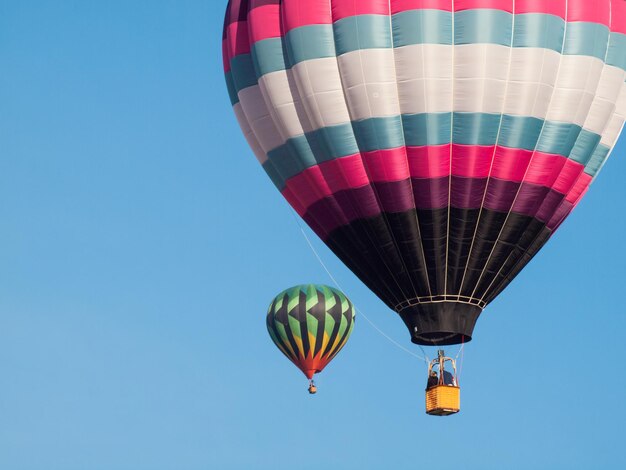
[457,337,465,381]
[292,214,428,363]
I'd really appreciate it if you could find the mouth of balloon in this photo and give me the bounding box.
[398,302,481,346]
[411,332,471,346]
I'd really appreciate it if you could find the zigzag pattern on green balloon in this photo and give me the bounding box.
[266,284,355,379]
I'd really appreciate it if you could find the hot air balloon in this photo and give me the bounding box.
[267,284,355,393]
[224,0,626,348]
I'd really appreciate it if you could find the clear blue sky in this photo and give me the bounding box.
[1,1,625,469]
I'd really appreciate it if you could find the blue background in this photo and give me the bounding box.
[1,1,625,469]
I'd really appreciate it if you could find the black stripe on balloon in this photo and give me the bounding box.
[322,207,551,309]
[328,312,353,361]
[322,294,343,358]
[267,298,289,359]
[268,320,295,363]
[468,189,563,298]
[303,177,570,300]
[277,294,303,361]
[312,289,327,358]
[483,226,552,305]
[367,179,434,297]
[297,290,312,360]
[302,188,421,306]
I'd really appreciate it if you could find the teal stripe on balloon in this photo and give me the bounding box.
[563,22,609,60]
[392,9,452,47]
[353,116,405,150]
[453,113,501,145]
[252,38,290,76]
[265,123,360,186]
[569,130,602,166]
[535,122,582,157]
[260,112,603,190]
[454,9,512,46]
[401,113,451,146]
[333,15,393,56]
[230,53,257,93]
[285,25,335,64]
[231,13,621,96]
[225,71,239,105]
[606,33,626,70]
[263,159,284,189]
[586,144,610,178]
[513,14,564,52]
[498,115,544,150]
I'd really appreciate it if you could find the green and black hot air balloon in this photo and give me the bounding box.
[267,285,355,393]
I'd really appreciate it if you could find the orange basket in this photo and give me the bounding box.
[425,385,460,416]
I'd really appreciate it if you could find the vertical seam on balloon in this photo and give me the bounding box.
[471,0,572,302]
[247,3,346,231]
[387,0,434,299]
[225,3,269,167]
[443,0,455,296]
[455,1,517,299]
[319,0,411,305]
[590,68,626,185]
[329,0,420,304]
[277,0,408,307]
[241,0,384,304]
[549,0,620,221]
[476,0,617,302]
[350,2,422,303]
[487,1,620,290]
[592,115,625,182]
[536,1,618,232]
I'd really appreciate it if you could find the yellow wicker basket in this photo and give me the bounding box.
[425,385,460,416]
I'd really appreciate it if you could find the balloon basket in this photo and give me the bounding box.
[426,385,460,416]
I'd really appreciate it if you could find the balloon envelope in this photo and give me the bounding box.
[267,285,355,379]
[225,0,626,345]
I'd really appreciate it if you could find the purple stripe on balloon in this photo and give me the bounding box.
[301,177,570,237]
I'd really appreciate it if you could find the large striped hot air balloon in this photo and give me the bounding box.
[223,0,626,346]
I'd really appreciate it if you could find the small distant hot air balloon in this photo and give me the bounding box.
[266,284,355,393]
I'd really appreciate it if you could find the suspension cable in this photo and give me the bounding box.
[291,212,428,364]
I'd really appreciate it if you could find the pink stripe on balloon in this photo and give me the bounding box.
[226,21,252,57]
[362,148,410,181]
[407,145,450,178]
[516,0,566,18]
[567,0,610,27]
[451,145,493,178]
[239,0,618,50]
[226,0,247,26]
[285,167,331,210]
[282,0,333,33]
[551,159,585,195]
[331,0,391,21]
[519,152,564,187]
[249,3,282,42]
[491,147,533,181]
[282,186,307,216]
[284,154,372,211]
[454,0,513,13]
[323,154,372,188]
[565,172,592,204]
[611,0,626,34]
[390,0,453,14]
[280,144,592,219]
